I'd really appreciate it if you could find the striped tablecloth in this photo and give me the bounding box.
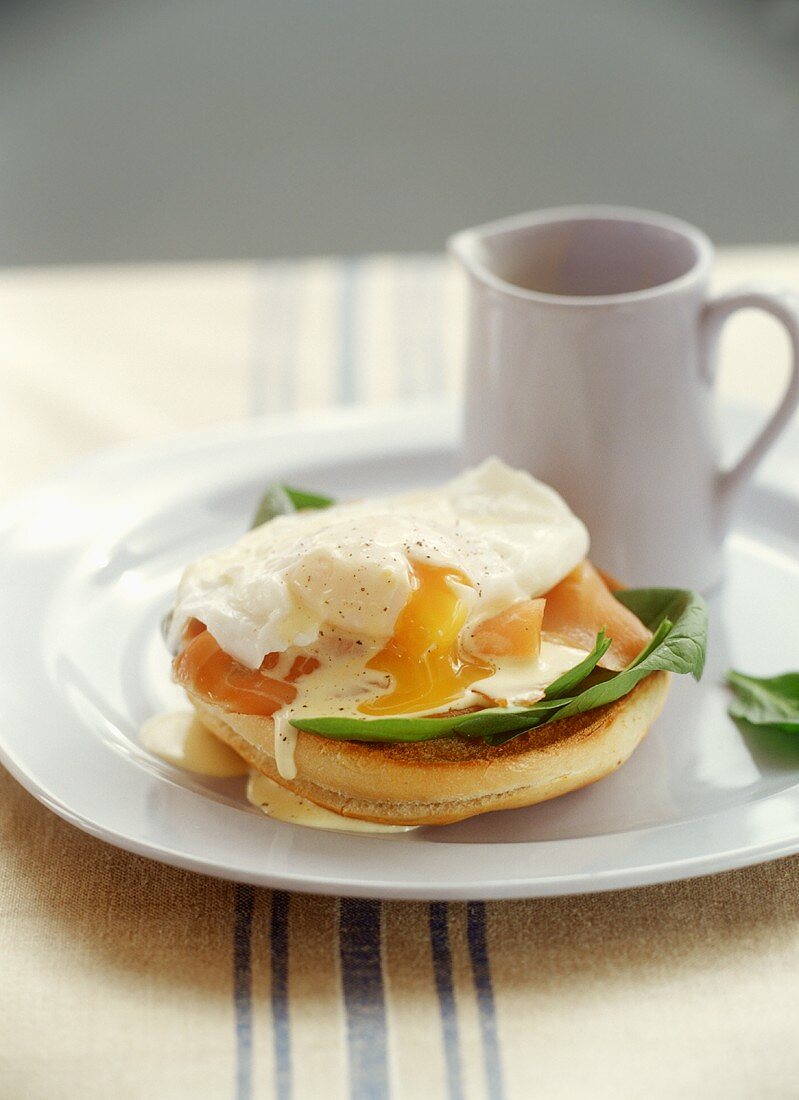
[2,252,799,1100]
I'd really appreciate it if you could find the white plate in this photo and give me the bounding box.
[2,400,799,899]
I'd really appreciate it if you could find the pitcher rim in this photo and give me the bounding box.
[447,205,714,306]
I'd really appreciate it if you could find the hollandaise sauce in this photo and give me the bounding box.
[140,711,248,777]
[246,772,417,833]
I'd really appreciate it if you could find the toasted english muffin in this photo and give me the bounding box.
[184,671,669,826]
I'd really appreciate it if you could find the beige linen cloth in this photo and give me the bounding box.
[1,253,799,1100]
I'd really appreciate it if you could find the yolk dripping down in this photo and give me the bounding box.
[359,562,493,716]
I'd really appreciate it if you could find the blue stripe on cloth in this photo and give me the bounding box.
[337,257,359,405]
[429,903,464,1100]
[339,898,389,1100]
[233,883,255,1100]
[466,902,504,1100]
[270,890,292,1100]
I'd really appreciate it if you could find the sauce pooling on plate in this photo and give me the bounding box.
[246,772,417,834]
[140,711,417,833]
[140,711,248,777]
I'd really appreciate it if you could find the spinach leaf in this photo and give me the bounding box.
[549,588,707,724]
[292,698,569,744]
[251,484,334,528]
[543,630,612,699]
[614,588,707,679]
[727,670,799,733]
[290,712,479,743]
[438,697,576,742]
[283,487,336,511]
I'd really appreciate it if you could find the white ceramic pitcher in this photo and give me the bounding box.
[450,206,799,590]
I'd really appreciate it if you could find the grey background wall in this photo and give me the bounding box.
[2,0,799,265]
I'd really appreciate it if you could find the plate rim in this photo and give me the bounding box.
[3,399,799,900]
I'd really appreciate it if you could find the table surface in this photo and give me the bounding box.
[2,250,799,1099]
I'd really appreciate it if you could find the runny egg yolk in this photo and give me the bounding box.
[358,562,493,717]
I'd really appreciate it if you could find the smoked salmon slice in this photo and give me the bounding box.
[540,560,651,671]
[469,598,545,659]
[174,630,297,716]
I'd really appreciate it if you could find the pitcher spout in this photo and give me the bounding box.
[447,209,582,299]
[447,226,486,280]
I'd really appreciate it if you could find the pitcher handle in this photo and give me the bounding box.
[701,286,799,516]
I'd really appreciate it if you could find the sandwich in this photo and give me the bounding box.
[165,458,707,826]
